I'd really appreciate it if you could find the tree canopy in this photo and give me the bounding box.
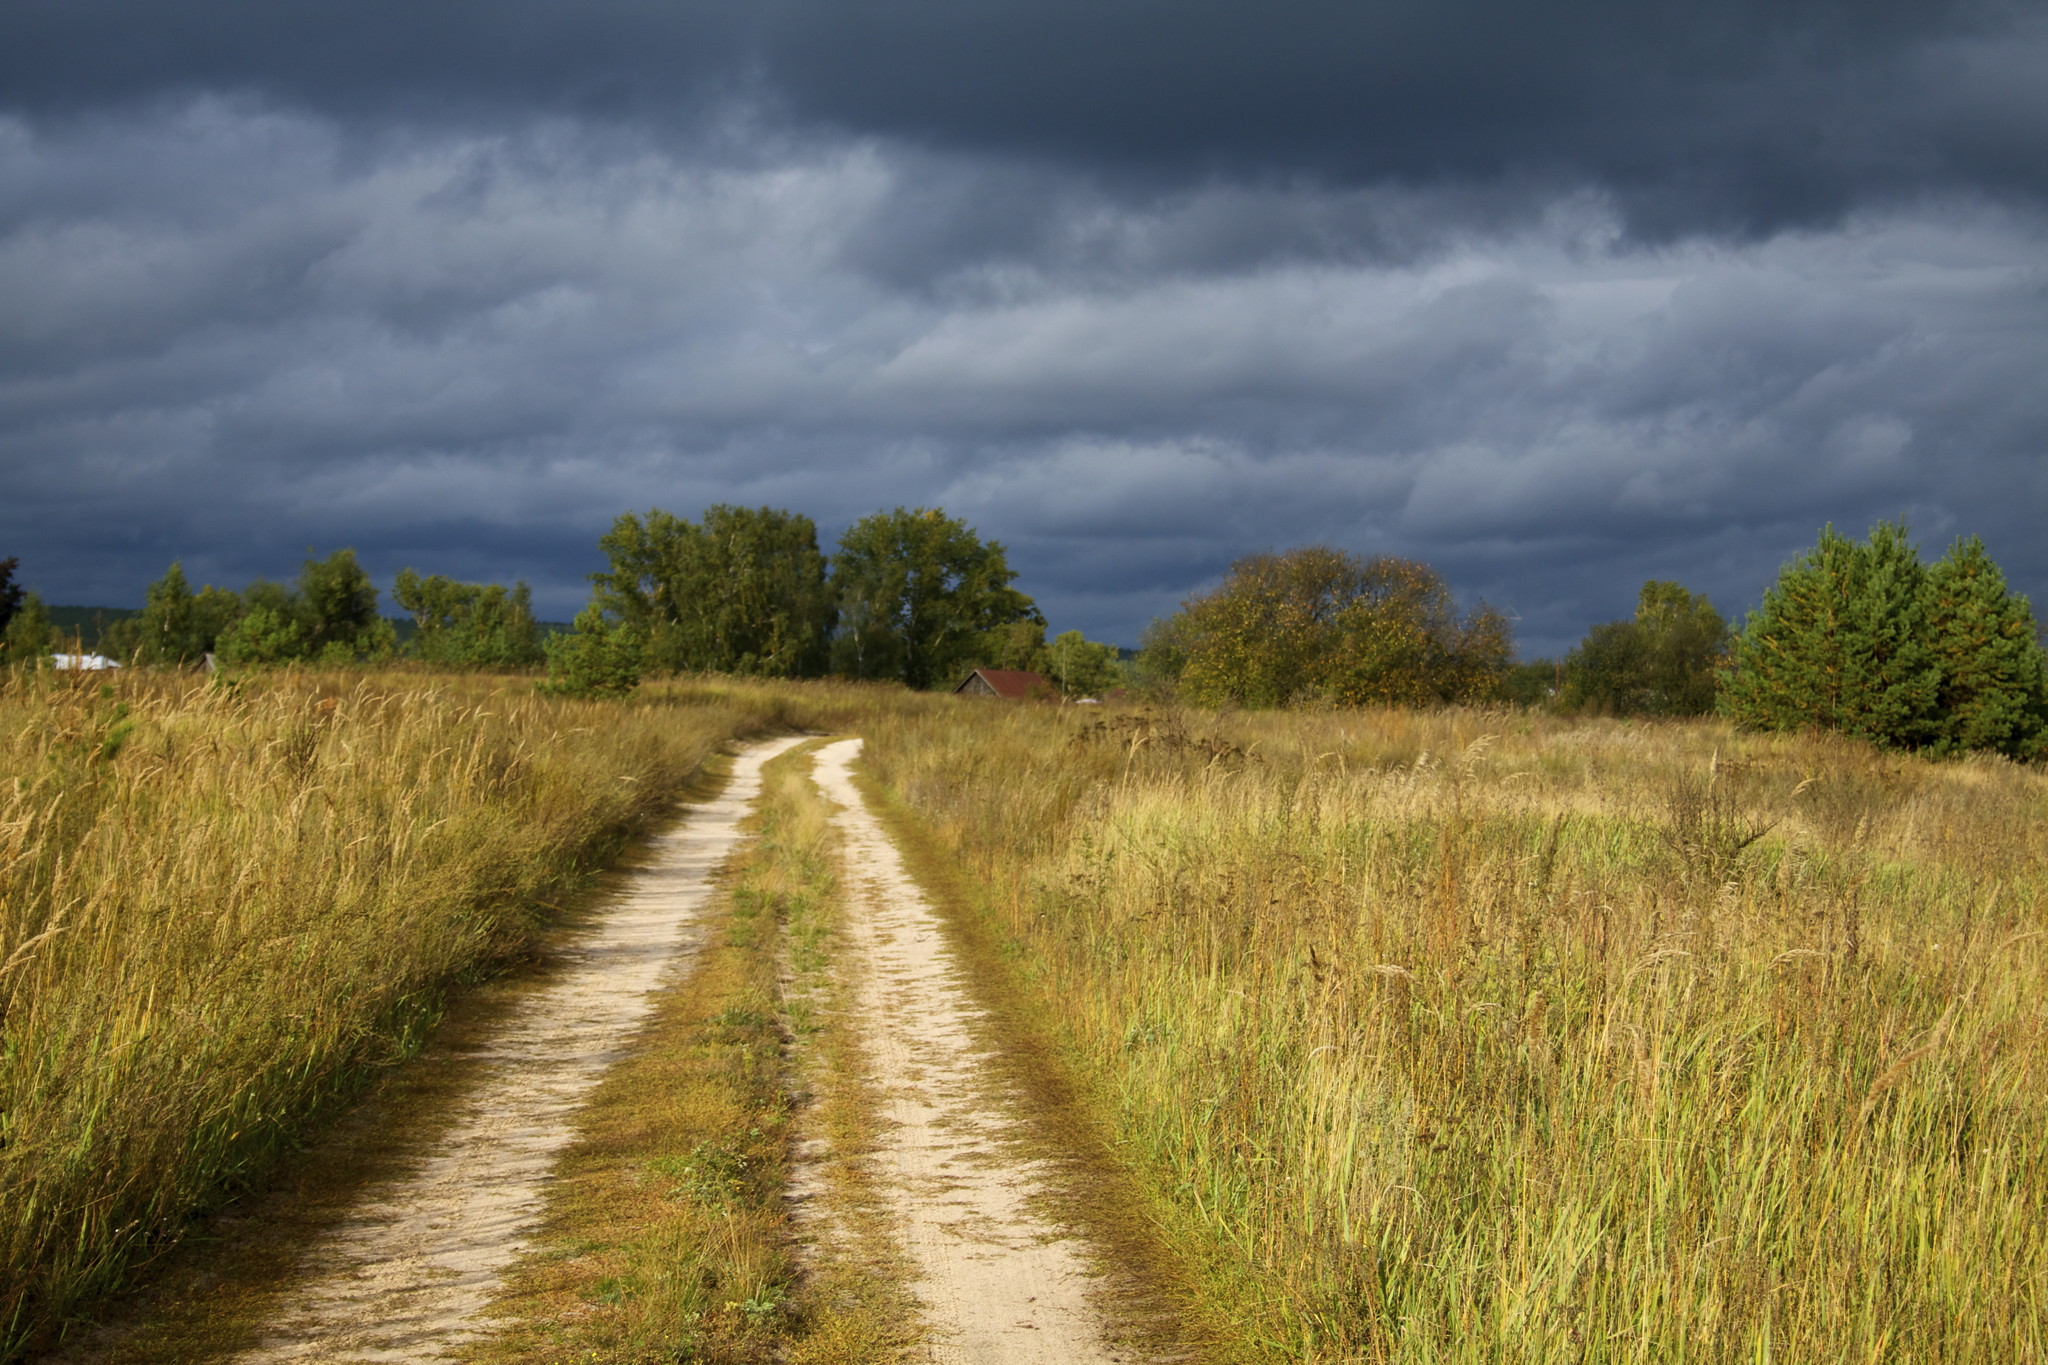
[1155,547,1511,708]
[1561,580,1729,716]
[830,507,1040,690]
[593,505,834,677]
[1721,523,2047,758]
[0,557,23,639]
[393,570,545,669]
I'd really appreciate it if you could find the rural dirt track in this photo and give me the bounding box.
[809,738,1123,1364]
[226,735,806,1364]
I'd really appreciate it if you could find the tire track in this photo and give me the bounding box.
[809,738,1126,1365]
[229,735,807,1364]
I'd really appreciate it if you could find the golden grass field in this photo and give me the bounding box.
[0,668,886,1354]
[4,667,2044,1361]
[861,702,2048,1362]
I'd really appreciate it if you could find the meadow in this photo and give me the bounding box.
[0,666,885,1355]
[863,702,2048,1362]
[3,666,2043,1362]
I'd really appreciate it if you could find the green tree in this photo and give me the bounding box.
[1505,659,1562,708]
[1041,630,1126,698]
[298,549,392,659]
[541,606,644,698]
[216,606,310,666]
[593,506,833,677]
[2,591,54,663]
[1169,547,1510,708]
[979,618,1050,673]
[1133,614,1192,689]
[1921,536,2048,759]
[131,562,241,665]
[829,508,1041,690]
[393,570,546,669]
[1561,581,1729,716]
[1720,522,1941,747]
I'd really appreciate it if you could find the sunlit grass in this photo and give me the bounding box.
[0,667,862,1355]
[860,703,2048,1362]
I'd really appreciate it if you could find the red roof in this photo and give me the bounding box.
[953,668,1049,699]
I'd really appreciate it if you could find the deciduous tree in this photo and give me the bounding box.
[830,507,1040,690]
[1562,581,1729,716]
[593,506,833,676]
[393,570,545,669]
[1,591,53,662]
[1169,547,1510,708]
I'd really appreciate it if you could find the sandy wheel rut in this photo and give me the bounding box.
[810,738,1126,1364]
[230,735,805,1364]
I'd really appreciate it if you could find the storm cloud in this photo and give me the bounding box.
[2,0,2044,655]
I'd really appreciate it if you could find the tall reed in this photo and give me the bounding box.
[863,703,2048,1361]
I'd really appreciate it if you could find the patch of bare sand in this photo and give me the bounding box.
[809,738,1127,1365]
[229,735,807,1364]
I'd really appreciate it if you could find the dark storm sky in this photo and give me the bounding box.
[3,0,2045,654]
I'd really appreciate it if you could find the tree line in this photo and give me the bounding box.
[547,505,1121,697]
[1515,522,2047,760]
[0,506,1130,699]
[6,515,2041,758]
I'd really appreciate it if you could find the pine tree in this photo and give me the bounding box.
[1922,536,2048,759]
[1720,522,1940,748]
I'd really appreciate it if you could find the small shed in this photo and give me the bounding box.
[953,668,1049,699]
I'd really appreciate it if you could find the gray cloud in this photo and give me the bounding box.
[3,99,2044,656]
[6,0,2047,241]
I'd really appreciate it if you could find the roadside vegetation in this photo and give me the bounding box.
[862,701,2048,1362]
[0,667,876,1356]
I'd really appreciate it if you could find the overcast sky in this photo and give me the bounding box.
[3,0,2044,655]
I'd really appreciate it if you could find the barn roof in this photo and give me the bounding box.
[953,668,1048,699]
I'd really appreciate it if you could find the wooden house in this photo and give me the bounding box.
[952,668,1050,699]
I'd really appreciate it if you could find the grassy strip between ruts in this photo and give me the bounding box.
[469,738,920,1365]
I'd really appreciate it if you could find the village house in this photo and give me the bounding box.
[952,668,1050,699]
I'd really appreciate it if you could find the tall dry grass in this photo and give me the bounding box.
[0,667,887,1354]
[862,702,2048,1361]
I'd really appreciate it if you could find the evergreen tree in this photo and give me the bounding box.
[1721,522,1942,748]
[298,549,389,658]
[540,607,644,698]
[1922,536,2048,759]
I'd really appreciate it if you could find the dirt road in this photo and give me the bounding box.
[228,735,806,1363]
[809,739,1124,1364]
